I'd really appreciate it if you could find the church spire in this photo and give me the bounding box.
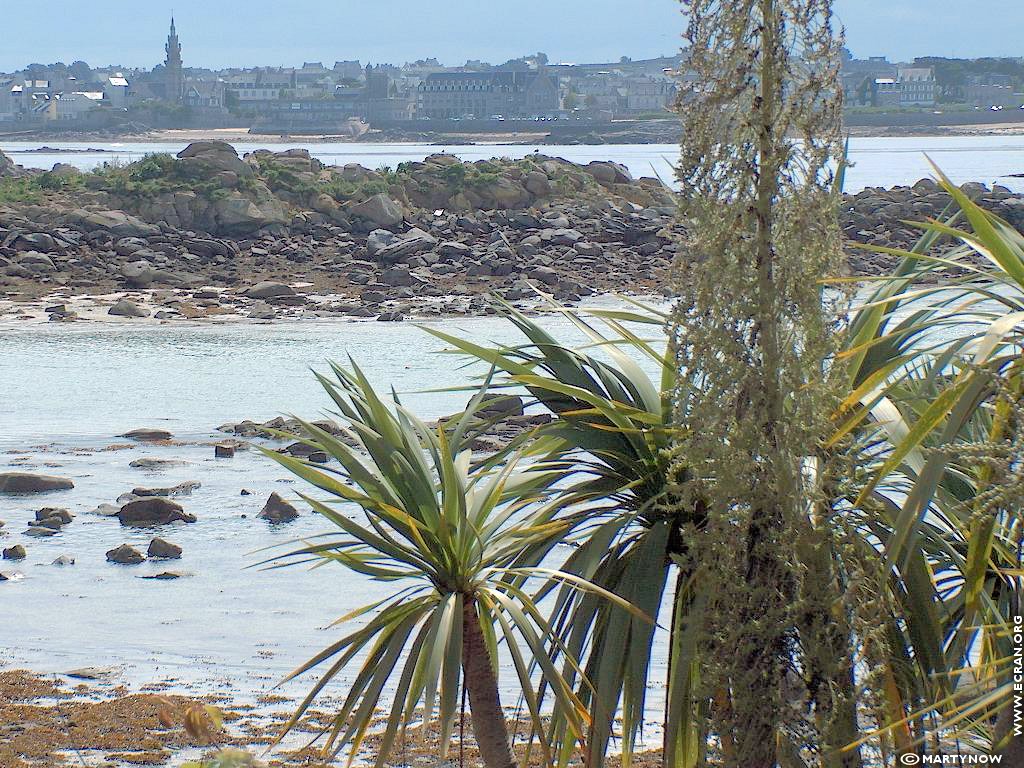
[164,15,184,104]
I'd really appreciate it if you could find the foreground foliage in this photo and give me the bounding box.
[261,364,640,768]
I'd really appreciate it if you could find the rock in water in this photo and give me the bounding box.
[0,472,75,494]
[108,299,150,318]
[120,428,173,441]
[52,555,76,566]
[36,508,73,525]
[148,538,183,559]
[118,498,196,526]
[258,492,299,523]
[214,443,236,458]
[106,544,145,564]
[129,457,188,470]
[131,481,200,498]
[3,545,27,561]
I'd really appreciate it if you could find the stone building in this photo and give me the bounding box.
[896,67,936,106]
[418,69,559,118]
[164,16,184,103]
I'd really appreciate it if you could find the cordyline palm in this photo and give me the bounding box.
[834,169,1024,760]
[259,361,640,768]
[424,300,691,767]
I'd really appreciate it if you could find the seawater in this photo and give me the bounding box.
[2,136,1024,192]
[0,310,670,726]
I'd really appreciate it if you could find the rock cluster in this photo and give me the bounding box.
[842,179,1024,273]
[3,143,1022,319]
[0,145,678,315]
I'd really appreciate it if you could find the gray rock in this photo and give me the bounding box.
[121,428,173,441]
[118,497,196,526]
[366,229,397,256]
[70,209,160,237]
[89,503,120,517]
[0,472,75,494]
[350,193,403,228]
[25,526,58,537]
[381,266,414,286]
[35,508,73,525]
[258,492,299,523]
[147,537,182,559]
[52,555,76,566]
[214,443,236,458]
[106,544,145,564]
[244,281,295,299]
[528,266,560,285]
[108,299,149,318]
[585,161,633,185]
[248,301,276,320]
[3,545,27,560]
[131,481,200,498]
[129,458,188,470]
[121,260,158,288]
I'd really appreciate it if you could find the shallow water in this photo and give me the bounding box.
[0,310,671,733]
[3,136,1024,192]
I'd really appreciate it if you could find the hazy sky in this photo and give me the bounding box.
[3,1,1018,72]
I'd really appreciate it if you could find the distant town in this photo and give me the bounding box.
[1,17,1023,138]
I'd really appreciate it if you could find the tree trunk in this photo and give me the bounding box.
[462,595,516,768]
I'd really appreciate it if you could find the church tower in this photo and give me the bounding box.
[164,16,184,103]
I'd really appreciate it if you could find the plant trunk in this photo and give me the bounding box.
[462,595,515,768]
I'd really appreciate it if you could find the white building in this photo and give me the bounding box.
[104,75,129,108]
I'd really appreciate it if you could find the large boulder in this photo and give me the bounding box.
[244,281,295,299]
[177,141,253,179]
[350,194,403,228]
[121,260,158,288]
[108,299,149,318]
[480,177,528,209]
[3,545,26,561]
[118,497,196,526]
[584,161,633,186]
[212,194,287,234]
[374,228,438,263]
[258,492,299,523]
[0,473,74,494]
[67,209,160,237]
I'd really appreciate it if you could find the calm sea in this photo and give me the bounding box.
[2,136,1024,192]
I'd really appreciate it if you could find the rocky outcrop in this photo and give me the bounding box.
[0,150,27,178]
[0,473,75,494]
[118,497,196,526]
[4,139,1023,320]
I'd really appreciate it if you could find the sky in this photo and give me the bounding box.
[2,1,1019,72]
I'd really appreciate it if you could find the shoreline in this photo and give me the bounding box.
[4,120,1024,146]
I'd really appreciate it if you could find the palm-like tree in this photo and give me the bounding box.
[260,362,641,768]
[426,301,693,766]
[835,171,1024,759]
